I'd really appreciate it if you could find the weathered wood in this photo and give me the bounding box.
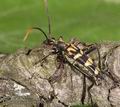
[0,42,120,107]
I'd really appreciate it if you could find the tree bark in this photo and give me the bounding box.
[0,42,120,107]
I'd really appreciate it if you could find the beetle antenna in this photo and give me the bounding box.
[44,0,51,38]
[23,27,49,42]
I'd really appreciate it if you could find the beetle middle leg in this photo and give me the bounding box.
[87,81,94,105]
[68,61,94,105]
[69,64,87,105]
[81,74,86,105]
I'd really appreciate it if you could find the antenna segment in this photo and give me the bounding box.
[43,0,51,37]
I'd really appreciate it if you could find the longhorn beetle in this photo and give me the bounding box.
[23,0,102,106]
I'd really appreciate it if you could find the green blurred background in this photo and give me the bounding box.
[0,0,120,53]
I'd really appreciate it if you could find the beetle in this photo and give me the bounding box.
[23,0,102,105]
[24,27,101,83]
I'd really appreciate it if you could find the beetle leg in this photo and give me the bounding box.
[87,81,94,106]
[81,74,86,105]
[70,63,95,106]
[48,56,65,84]
[34,52,53,65]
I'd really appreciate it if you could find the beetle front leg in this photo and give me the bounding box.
[48,62,64,83]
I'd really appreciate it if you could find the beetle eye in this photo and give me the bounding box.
[43,38,56,45]
[51,47,58,54]
[48,38,56,44]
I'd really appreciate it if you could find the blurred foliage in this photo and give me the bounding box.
[0,0,120,53]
